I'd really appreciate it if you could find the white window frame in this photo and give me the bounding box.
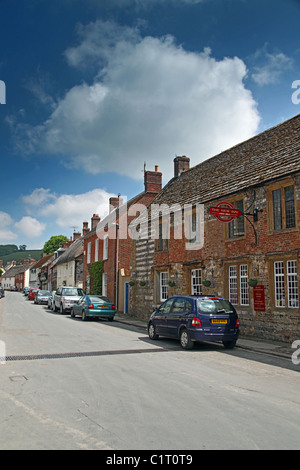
[95,238,99,262]
[102,272,107,296]
[240,264,249,306]
[287,260,299,308]
[274,261,285,307]
[191,269,202,295]
[103,235,108,260]
[229,265,238,305]
[160,272,169,302]
[87,242,91,264]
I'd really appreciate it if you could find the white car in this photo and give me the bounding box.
[54,286,85,313]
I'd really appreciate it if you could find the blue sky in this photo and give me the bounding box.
[0,0,300,250]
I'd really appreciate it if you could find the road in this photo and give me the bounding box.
[0,291,300,450]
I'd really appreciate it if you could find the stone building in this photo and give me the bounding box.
[130,114,300,342]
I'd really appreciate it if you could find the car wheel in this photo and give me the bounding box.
[223,340,236,349]
[148,322,159,340]
[70,308,75,318]
[180,328,194,350]
[82,310,87,321]
[60,304,64,314]
[108,317,114,321]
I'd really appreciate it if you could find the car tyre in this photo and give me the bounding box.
[70,308,75,318]
[60,303,65,314]
[148,322,159,340]
[82,310,87,321]
[223,340,236,349]
[180,328,194,350]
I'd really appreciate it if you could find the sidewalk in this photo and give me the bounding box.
[114,312,293,359]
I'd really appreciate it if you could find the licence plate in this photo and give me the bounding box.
[211,319,227,324]
[98,305,108,309]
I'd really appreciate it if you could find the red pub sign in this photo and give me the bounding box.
[209,201,242,222]
[253,285,266,312]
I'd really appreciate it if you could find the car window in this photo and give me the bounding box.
[158,298,174,314]
[89,296,109,304]
[198,299,235,314]
[62,288,84,296]
[171,297,186,313]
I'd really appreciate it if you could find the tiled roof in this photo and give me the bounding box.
[153,113,300,207]
[54,238,84,265]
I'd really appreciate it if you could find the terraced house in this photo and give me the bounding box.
[130,114,300,342]
[83,166,162,312]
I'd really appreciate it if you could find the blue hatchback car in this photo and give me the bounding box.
[70,295,116,321]
[148,295,239,350]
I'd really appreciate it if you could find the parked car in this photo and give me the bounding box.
[71,295,115,321]
[54,286,85,313]
[0,287,4,299]
[34,290,51,305]
[148,295,239,350]
[23,287,30,296]
[28,288,40,300]
[48,290,56,310]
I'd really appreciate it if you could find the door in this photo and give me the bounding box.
[167,297,190,337]
[154,298,174,335]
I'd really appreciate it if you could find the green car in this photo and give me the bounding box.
[70,295,116,321]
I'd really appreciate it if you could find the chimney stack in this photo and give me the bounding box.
[82,221,90,236]
[174,155,190,178]
[144,165,162,194]
[73,231,81,241]
[109,194,123,213]
[91,213,100,230]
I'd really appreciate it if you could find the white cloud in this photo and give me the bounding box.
[0,211,18,243]
[22,188,56,208]
[22,187,115,230]
[251,44,294,86]
[15,216,46,239]
[17,20,260,181]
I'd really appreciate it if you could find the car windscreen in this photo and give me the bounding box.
[197,299,235,314]
[39,290,50,295]
[62,288,84,296]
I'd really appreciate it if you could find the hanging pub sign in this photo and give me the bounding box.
[209,201,242,223]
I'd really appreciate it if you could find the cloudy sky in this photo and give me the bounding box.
[0,0,299,249]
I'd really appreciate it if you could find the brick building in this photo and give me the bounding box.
[130,114,300,342]
[83,166,162,312]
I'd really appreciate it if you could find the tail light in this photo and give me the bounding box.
[88,304,94,309]
[112,305,116,310]
[192,317,202,327]
[235,318,240,328]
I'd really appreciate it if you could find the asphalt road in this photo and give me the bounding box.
[1,291,300,450]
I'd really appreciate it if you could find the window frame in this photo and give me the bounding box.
[267,180,297,232]
[227,263,249,307]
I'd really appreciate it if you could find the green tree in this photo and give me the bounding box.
[43,235,69,254]
[88,261,104,295]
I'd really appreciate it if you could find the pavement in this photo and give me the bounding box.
[114,312,294,359]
